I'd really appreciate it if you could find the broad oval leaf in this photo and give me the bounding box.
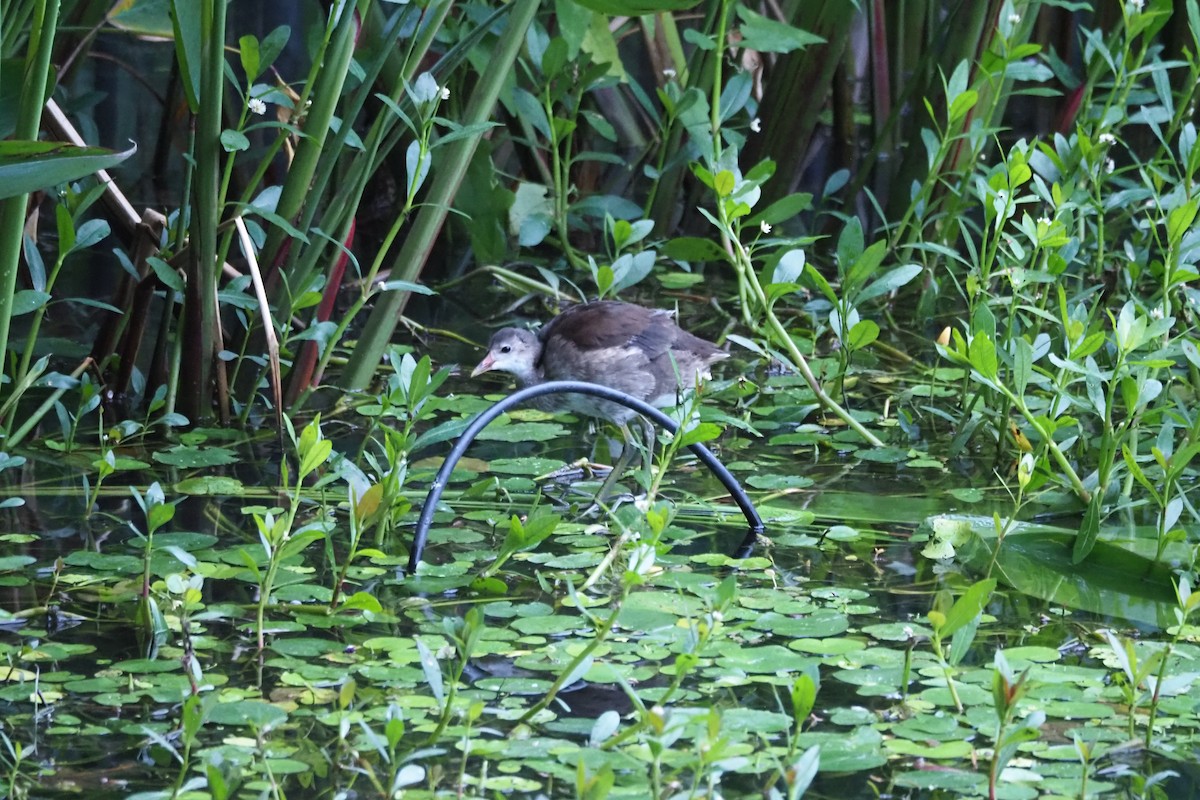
[857,263,923,304]
[662,236,727,263]
[11,290,50,316]
[847,319,880,350]
[772,249,806,285]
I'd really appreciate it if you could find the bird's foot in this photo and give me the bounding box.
[574,490,645,520]
[535,458,595,485]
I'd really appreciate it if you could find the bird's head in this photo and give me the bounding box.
[471,328,542,385]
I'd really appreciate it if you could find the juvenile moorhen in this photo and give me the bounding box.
[471,300,728,501]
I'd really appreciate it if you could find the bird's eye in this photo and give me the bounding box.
[500,345,512,354]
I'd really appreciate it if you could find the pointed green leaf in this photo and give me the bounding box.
[0,141,137,200]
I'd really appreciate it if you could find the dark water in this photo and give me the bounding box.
[1,312,1197,797]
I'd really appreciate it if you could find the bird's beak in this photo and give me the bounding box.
[470,353,495,377]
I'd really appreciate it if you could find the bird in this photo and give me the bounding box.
[471,300,728,503]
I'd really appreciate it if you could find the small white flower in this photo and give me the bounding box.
[248,98,267,115]
[663,68,677,79]
[1151,306,1164,320]
[750,117,762,133]
[1105,157,1116,173]
[760,220,772,234]
[1128,0,1144,11]
[1038,216,1051,226]
[1008,13,1021,24]
[1099,132,1116,144]
[440,86,450,100]
[903,626,915,639]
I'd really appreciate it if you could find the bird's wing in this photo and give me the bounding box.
[541,302,671,355]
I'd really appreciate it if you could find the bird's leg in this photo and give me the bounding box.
[593,421,641,504]
[637,416,656,483]
[590,417,658,505]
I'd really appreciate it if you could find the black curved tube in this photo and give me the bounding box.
[408,380,764,572]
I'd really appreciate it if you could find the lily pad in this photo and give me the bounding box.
[153,445,240,468]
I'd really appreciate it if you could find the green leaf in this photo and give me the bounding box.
[169,0,203,111]
[71,219,110,253]
[277,528,326,562]
[1012,337,1032,396]
[856,263,922,305]
[677,421,722,448]
[11,290,49,316]
[1167,198,1198,247]
[108,0,174,36]
[221,129,250,152]
[176,475,246,496]
[147,502,176,535]
[299,438,332,479]
[843,240,887,296]
[948,89,979,123]
[791,674,817,721]
[836,216,864,267]
[684,28,717,51]
[735,6,825,53]
[152,446,239,468]
[0,141,137,200]
[1072,493,1102,563]
[256,26,291,81]
[772,249,806,285]
[968,333,998,381]
[1070,330,1105,360]
[541,36,568,77]
[803,263,837,304]
[847,319,879,349]
[938,578,996,637]
[378,279,437,295]
[569,0,703,15]
[713,170,735,198]
[948,608,982,666]
[339,591,384,613]
[662,236,727,263]
[207,700,288,729]
[239,34,260,83]
[595,264,614,296]
[416,638,444,703]
[501,511,561,554]
[788,746,820,798]
[56,204,75,254]
[657,272,706,289]
[747,192,812,226]
[148,256,185,292]
[135,595,169,645]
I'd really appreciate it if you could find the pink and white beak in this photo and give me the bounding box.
[470,352,496,377]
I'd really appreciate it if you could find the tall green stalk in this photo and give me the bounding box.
[339,0,543,390]
[0,0,59,379]
[259,0,367,282]
[178,0,226,423]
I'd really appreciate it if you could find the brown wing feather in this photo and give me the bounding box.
[539,302,663,353]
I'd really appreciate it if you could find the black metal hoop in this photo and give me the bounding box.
[407,381,764,573]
